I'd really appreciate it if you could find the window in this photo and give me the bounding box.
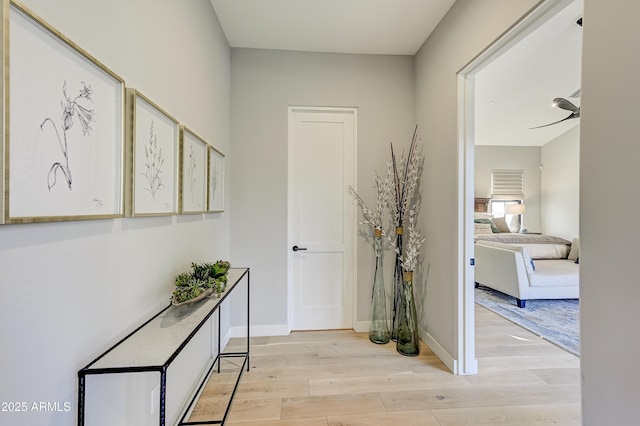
[490,200,523,232]
[490,200,521,218]
[491,169,524,200]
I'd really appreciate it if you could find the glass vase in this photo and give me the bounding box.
[396,271,420,356]
[369,228,390,344]
[390,226,403,341]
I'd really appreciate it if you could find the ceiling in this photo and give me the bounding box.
[210,0,456,55]
[210,0,583,147]
[475,0,583,146]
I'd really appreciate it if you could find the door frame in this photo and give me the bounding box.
[455,0,573,375]
[286,106,358,331]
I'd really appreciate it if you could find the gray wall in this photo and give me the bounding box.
[541,126,580,240]
[0,1,231,425]
[475,146,543,232]
[230,49,415,330]
[581,0,640,423]
[5,0,636,423]
[414,0,538,362]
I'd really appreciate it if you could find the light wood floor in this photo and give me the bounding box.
[189,304,581,425]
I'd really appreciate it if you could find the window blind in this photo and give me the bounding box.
[491,169,524,200]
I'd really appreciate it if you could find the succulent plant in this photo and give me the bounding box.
[211,260,231,277]
[172,260,231,304]
[174,272,193,287]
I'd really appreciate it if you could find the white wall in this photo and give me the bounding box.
[580,0,640,423]
[414,0,538,362]
[475,145,543,232]
[541,126,579,239]
[230,49,415,331]
[0,1,231,425]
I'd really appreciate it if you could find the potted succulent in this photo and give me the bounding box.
[172,260,231,306]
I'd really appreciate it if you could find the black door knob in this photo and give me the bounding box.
[292,245,308,252]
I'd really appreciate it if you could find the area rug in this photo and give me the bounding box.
[475,285,580,356]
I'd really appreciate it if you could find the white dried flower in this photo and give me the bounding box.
[349,164,393,232]
[400,205,425,272]
[386,128,423,230]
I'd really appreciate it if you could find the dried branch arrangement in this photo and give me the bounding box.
[386,126,424,337]
[350,125,426,340]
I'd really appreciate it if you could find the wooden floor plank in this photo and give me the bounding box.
[187,304,581,424]
[432,403,581,425]
[327,410,441,425]
[281,393,386,419]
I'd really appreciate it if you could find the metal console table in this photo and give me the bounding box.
[77,268,250,426]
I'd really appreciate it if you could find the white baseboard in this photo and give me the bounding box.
[419,326,456,374]
[359,322,456,374]
[229,323,291,338]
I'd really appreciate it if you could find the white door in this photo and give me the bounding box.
[288,107,356,330]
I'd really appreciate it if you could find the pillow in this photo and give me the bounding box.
[474,218,499,233]
[474,223,493,234]
[474,212,494,220]
[568,237,580,261]
[492,216,511,233]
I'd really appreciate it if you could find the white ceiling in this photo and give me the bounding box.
[475,0,583,146]
[210,0,583,147]
[210,0,456,55]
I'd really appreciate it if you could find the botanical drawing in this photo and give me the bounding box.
[188,144,197,202]
[141,121,165,200]
[210,155,218,204]
[40,81,94,191]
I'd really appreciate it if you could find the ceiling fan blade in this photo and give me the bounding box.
[529,112,579,129]
[552,97,579,112]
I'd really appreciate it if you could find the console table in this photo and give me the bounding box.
[77,267,250,426]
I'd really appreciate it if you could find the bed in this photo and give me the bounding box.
[474,232,572,259]
[472,207,579,307]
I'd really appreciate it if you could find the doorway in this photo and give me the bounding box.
[457,0,577,373]
[287,106,357,330]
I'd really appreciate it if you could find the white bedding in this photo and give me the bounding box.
[474,233,571,259]
[511,243,570,259]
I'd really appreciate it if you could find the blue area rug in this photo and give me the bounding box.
[475,285,580,356]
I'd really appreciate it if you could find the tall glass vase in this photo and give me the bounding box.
[396,271,420,356]
[390,226,403,341]
[369,228,390,344]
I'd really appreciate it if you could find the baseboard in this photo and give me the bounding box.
[228,323,291,338]
[359,322,457,374]
[419,326,456,374]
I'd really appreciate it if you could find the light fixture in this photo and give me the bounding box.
[506,203,526,233]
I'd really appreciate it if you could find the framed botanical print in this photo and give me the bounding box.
[179,126,208,214]
[207,146,225,212]
[4,1,125,223]
[125,89,180,216]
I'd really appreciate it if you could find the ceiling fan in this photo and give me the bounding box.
[530,97,581,129]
